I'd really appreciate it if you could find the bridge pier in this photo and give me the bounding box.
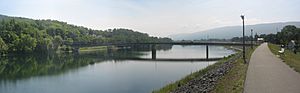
[151,44,156,59]
[206,45,209,60]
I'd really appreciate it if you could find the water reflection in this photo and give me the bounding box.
[0,45,172,80]
[0,45,235,93]
[0,52,118,80]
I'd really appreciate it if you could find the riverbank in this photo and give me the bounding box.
[211,46,256,93]
[153,46,256,93]
[268,43,300,72]
[152,53,238,93]
[79,46,108,52]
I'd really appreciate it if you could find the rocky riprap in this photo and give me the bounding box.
[171,54,241,93]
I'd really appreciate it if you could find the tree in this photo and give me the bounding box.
[0,16,173,53]
[284,25,296,42]
[277,25,299,44]
[36,37,52,51]
[64,38,73,51]
[65,38,73,45]
[17,34,37,52]
[52,36,63,51]
[295,28,300,44]
[0,37,8,54]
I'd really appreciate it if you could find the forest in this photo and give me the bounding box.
[0,15,172,54]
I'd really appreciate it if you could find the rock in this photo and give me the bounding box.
[171,54,241,93]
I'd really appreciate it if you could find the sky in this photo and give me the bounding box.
[0,0,299,37]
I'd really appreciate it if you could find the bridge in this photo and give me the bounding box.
[65,41,253,61]
[66,41,253,47]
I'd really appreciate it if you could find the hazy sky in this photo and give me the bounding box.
[0,0,299,37]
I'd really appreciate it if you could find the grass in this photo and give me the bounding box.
[211,47,256,93]
[268,43,300,72]
[152,54,238,93]
[79,46,107,52]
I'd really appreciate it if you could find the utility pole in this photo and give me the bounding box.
[251,29,253,49]
[241,15,246,63]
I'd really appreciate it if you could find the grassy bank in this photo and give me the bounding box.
[79,46,107,52]
[153,53,238,93]
[211,47,256,93]
[268,43,300,72]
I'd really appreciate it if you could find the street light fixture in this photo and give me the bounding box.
[241,15,246,63]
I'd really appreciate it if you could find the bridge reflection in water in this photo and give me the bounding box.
[118,57,223,62]
[145,44,223,61]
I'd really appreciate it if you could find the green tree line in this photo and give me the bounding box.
[262,25,300,45]
[231,25,300,45]
[0,15,172,54]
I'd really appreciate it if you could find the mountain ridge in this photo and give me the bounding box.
[170,22,300,40]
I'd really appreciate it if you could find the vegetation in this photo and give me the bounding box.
[0,49,149,80]
[211,47,256,93]
[257,25,300,45]
[79,46,107,52]
[231,36,254,42]
[0,53,96,79]
[0,37,8,55]
[268,43,300,72]
[153,54,237,93]
[231,25,300,46]
[0,15,172,54]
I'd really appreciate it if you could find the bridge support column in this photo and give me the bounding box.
[206,45,209,60]
[151,44,156,59]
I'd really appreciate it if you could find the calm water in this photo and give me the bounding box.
[0,45,234,93]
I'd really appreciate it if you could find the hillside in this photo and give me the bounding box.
[170,22,300,40]
[0,14,172,53]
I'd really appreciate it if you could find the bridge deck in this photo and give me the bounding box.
[68,42,253,47]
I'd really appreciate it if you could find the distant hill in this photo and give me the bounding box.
[170,22,300,40]
[0,14,172,53]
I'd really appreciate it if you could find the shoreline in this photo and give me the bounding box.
[153,46,256,93]
[153,52,241,93]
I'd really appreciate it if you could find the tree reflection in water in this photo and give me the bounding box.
[0,45,172,80]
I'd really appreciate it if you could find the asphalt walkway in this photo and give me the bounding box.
[244,43,300,93]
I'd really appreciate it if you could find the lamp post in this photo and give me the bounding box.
[241,15,246,63]
[251,29,253,49]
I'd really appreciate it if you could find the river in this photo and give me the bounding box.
[0,45,235,93]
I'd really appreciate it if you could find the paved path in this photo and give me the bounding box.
[244,43,300,93]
